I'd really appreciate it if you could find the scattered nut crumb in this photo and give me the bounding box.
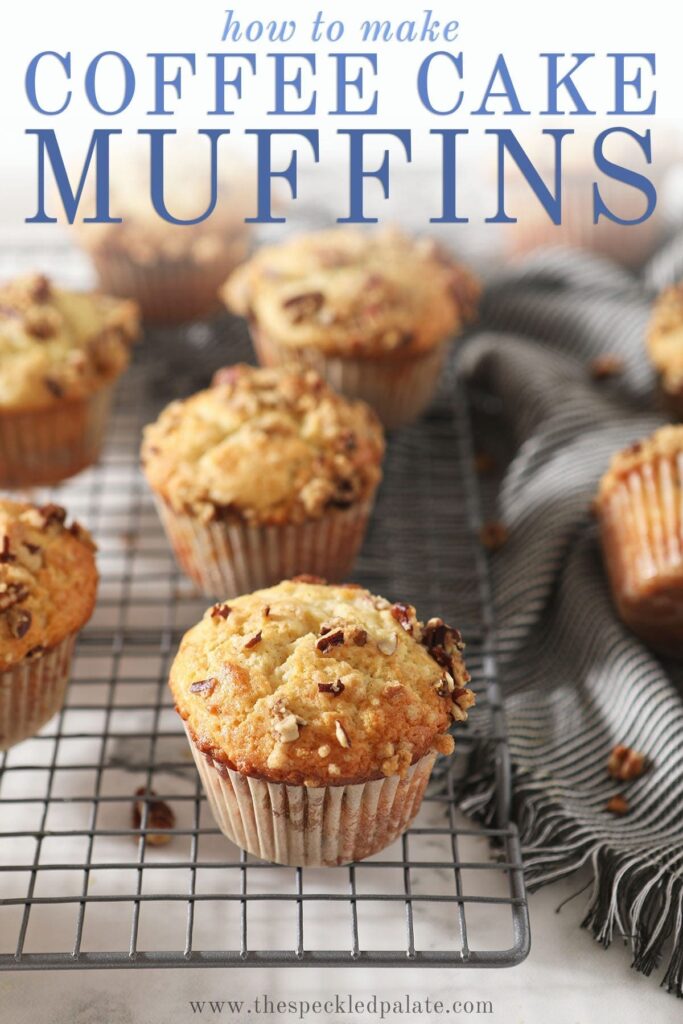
[350,627,368,646]
[318,679,345,696]
[132,788,175,845]
[474,451,497,475]
[244,630,262,649]
[480,521,509,551]
[189,678,217,696]
[210,603,231,620]
[590,355,624,381]
[608,744,647,781]
[606,794,629,816]
[316,628,344,653]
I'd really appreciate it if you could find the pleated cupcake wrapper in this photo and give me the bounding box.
[185,726,436,867]
[659,377,683,421]
[153,497,374,599]
[90,244,248,326]
[0,384,115,489]
[252,328,449,430]
[600,452,683,657]
[0,634,77,751]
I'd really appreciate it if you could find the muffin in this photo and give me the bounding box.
[76,174,252,325]
[0,500,98,749]
[170,578,474,865]
[222,228,480,429]
[0,274,139,488]
[142,364,384,597]
[647,284,683,418]
[596,426,683,657]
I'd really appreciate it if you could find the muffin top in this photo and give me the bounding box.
[0,500,98,671]
[170,578,474,787]
[222,228,480,357]
[647,284,683,394]
[0,274,139,412]
[597,425,683,502]
[141,364,385,525]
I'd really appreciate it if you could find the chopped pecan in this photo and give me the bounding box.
[133,788,175,845]
[474,451,497,476]
[590,355,624,381]
[480,521,509,551]
[38,504,67,529]
[210,603,231,620]
[350,627,367,647]
[27,274,52,303]
[282,291,324,323]
[24,307,60,340]
[390,602,414,634]
[189,678,218,696]
[7,608,32,640]
[316,628,344,653]
[44,377,64,398]
[606,794,629,816]
[607,744,647,781]
[262,605,271,618]
[0,582,29,612]
[244,631,262,650]
[0,537,15,563]
[25,644,46,660]
[318,679,345,696]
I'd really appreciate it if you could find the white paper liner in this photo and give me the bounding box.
[153,496,374,598]
[186,725,437,866]
[600,453,683,657]
[0,633,77,751]
[252,328,449,430]
[0,383,115,488]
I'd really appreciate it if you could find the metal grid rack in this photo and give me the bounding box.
[0,241,529,970]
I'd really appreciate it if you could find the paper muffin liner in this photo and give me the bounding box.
[153,496,375,599]
[89,245,249,326]
[658,378,683,421]
[599,452,683,657]
[251,327,449,430]
[185,725,437,866]
[0,634,77,751]
[0,383,115,488]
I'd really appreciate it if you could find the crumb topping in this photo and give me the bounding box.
[222,228,480,358]
[141,364,385,525]
[0,275,139,411]
[0,499,98,670]
[170,579,473,787]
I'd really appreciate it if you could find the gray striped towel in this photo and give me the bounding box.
[460,242,683,997]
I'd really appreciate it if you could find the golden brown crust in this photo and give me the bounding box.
[169,580,473,787]
[141,364,385,526]
[222,228,480,358]
[0,500,98,670]
[0,274,139,412]
[647,284,683,398]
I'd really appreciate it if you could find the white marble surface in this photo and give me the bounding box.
[1,868,681,1024]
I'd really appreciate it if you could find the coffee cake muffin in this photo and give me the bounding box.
[76,174,252,324]
[0,500,98,749]
[596,426,683,657]
[170,578,474,865]
[647,284,683,418]
[142,365,384,597]
[0,274,139,487]
[222,228,480,429]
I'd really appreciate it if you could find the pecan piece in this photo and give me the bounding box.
[480,521,509,551]
[318,679,345,696]
[210,603,231,620]
[606,794,629,816]
[133,788,175,846]
[350,627,367,647]
[38,504,67,529]
[590,355,624,381]
[0,537,15,563]
[0,582,29,612]
[244,631,262,650]
[390,602,414,634]
[282,291,324,323]
[607,744,647,781]
[189,678,218,696]
[44,377,64,398]
[316,628,344,653]
[7,608,32,640]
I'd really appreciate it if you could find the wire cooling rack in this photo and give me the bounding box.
[0,238,529,970]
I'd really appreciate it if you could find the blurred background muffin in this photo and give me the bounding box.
[141,363,385,596]
[0,273,138,487]
[74,160,253,326]
[222,227,480,429]
[647,282,683,417]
